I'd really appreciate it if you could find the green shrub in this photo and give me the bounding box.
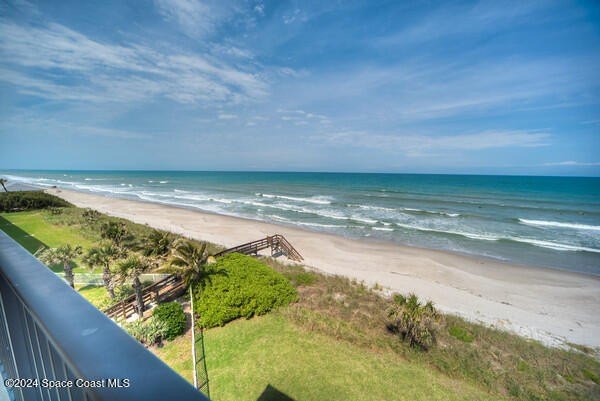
[153,302,187,341]
[82,208,100,223]
[387,293,440,350]
[195,253,297,328]
[448,326,474,343]
[123,317,167,345]
[583,368,600,385]
[0,191,71,212]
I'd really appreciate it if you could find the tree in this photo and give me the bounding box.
[166,240,212,392]
[113,256,153,318]
[0,178,8,192]
[100,221,130,249]
[38,245,83,288]
[83,243,120,298]
[386,293,440,350]
[167,240,210,289]
[139,230,174,258]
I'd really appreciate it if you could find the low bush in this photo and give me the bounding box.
[195,253,297,328]
[153,302,187,341]
[123,317,167,346]
[386,293,440,350]
[448,325,474,343]
[0,191,71,212]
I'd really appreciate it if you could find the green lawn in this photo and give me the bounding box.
[0,210,95,272]
[77,285,109,308]
[155,313,502,401]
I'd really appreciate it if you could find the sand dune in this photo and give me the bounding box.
[47,188,600,348]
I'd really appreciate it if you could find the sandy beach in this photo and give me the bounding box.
[47,188,600,348]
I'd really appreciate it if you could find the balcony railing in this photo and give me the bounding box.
[0,230,208,401]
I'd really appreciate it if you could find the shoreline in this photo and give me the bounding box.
[45,188,600,347]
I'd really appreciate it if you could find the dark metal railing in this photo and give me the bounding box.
[0,230,208,401]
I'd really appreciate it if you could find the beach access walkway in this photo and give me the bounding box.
[104,234,303,320]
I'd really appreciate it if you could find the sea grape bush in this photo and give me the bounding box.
[195,253,297,328]
[152,301,187,341]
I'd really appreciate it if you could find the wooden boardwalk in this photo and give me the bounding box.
[104,234,302,320]
[214,234,303,262]
[103,275,186,320]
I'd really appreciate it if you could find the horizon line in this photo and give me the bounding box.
[1,168,599,179]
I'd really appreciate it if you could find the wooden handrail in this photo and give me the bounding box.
[214,234,303,262]
[103,275,186,319]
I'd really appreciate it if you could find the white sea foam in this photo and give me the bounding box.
[393,223,499,241]
[372,227,394,232]
[351,216,378,224]
[506,237,600,253]
[257,193,332,205]
[355,204,395,212]
[296,221,347,228]
[270,215,291,221]
[402,207,460,217]
[518,219,600,232]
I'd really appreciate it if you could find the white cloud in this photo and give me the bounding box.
[543,161,600,166]
[377,0,547,47]
[218,113,238,120]
[254,2,265,16]
[0,20,267,105]
[315,130,550,156]
[154,0,233,39]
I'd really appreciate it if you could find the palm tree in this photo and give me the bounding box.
[100,221,130,249]
[386,293,440,350]
[139,230,174,258]
[0,178,8,192]
[167,240,210,289]
[166,240,212,391]
[113,256,153,318]
[83,243,120,298]
[38,245,83,288]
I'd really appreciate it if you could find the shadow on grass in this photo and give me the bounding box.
[78,284,101,292]
[256,385,294,401]
[0,214,77,273]
[0,214,48,253]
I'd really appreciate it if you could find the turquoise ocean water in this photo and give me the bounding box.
[4,171,599,275]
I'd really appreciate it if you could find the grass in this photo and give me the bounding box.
[0,210,94,252]
[448,325,474,343]
[77,285,109,308]
[0,210,95,272]
[156,313,501,401]
[264,257,600,401]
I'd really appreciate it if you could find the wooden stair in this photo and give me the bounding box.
[103,274,186,320]
[214,234,303,262]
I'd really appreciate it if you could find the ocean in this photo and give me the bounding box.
[3,171,599,275]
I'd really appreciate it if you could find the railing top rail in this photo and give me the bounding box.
[214,234,303,261]
[0,231,207,401]
[102,275,180,313]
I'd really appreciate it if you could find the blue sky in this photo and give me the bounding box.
[0,0,599,175]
